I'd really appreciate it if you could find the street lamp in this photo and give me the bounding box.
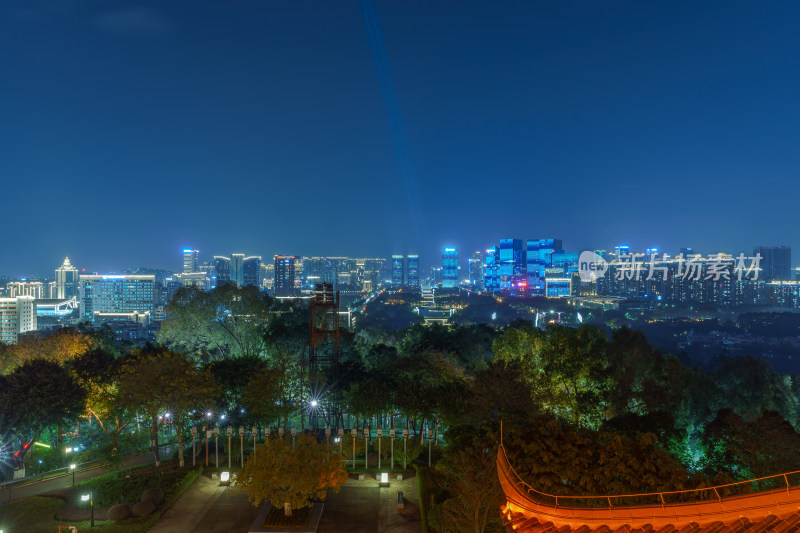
[252,426,257,464]
[239,426,245,467]
[214,426,220,469]
[226,426,233,470]
[427,427,433,466]
[337,428,344,454]
[403,428,409,470]
[390,428,396,470]
[291,427,296,449]
[70,463,76,486]
[377,428,383,470]
[351,428,357,467]
[81,490,94,528]
[205,427,211,467]
[191,426,197,467]
[363,426,369,470]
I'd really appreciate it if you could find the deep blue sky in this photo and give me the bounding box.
[3,1,799,275]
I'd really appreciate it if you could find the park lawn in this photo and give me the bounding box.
[0,497,158,533]
[1,465,201,533]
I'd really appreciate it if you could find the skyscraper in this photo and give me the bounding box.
[484,247,499,292]
[499,239,526,293]
[243,256,262,287]
[214,256,231,286]
[392,255,405,286]
[183,249,199,274]
[407,255,420,287]
[469,251,483,288]
[55,257,79,299]
[755,246,792,280]
[231,254,245,286]
[0,296,37,344]
[79,275,156,322]
[442,247,458,288]
[527,238,563,296]
[274,255,296,297]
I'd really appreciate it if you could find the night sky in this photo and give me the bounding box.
[3,1,800,275]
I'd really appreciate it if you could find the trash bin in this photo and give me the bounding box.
[397,491,405,510]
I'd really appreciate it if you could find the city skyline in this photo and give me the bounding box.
[2,239,795,279]
[3,2,800,273]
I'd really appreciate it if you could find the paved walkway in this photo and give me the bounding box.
[2,446,173,505]
[147,473,421,533]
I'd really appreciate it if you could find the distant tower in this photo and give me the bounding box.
[309,283,341,428]
[274,255,296,297]
[442,247,458,288]
[231,254,245,286]
[392,255,405,286]
[469,251,483,288]
[407,255,420,287]
[183,249,199,274]
[755,246,791,280]
[214,256,231,286]
[243,256,262,287]
[55,257,79,299]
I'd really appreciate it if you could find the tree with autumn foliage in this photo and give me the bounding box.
[0,327,94,374]
[237,432,348,516]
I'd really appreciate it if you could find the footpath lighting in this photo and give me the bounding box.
[81,490,94,528]
[380,472,389,487]
[70,463,77,486]
[220,471,230,486]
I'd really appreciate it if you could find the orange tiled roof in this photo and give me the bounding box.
[497,445,800,533]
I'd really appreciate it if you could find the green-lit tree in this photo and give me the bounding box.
[0,359,86,467]
[157,285,279,360]
[116,347,220,466]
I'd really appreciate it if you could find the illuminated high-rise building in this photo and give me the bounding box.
[183,249,199,274]
[392,255,405,286]
[0,296,37,344]
[527,238,563,296]
[407,255,420,287]
[274,255,296,297]
[755,246,791,280]
[214,256,231,286]
[231,254,245,286]
[79,275,155,323]
[8,281,46,299]
[442,247,458,288]
[55,257,79,299]
[243,256,262,287]
[499,239,526,293]
[469,251,483,288]
[484,247,499,292]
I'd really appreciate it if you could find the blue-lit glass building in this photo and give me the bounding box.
[79,275,156,322]
[243,256,262,287]
[526,238,563,296]
[214,256,231,286]
[274,255,296,297]
[499,239,526,294]
[407,255,420,287]
[484,247,499,292]
[392,255,405,286]
[442,247,458,288]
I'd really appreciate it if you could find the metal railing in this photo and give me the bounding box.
[499,443,800,509]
